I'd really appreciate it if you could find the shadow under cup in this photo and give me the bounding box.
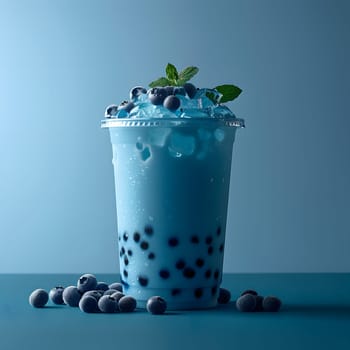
[102,117,244,310]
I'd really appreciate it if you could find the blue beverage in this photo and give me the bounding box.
[102,86,244,309]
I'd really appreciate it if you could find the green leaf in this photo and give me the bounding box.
[178,66,199,84]
[166,63,178,82]
[215,84,242,103]
[149,77,171,88]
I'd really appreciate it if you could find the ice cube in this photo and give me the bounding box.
[148,128,171,147]
[212,105,236,118]
[168,132,196,157]
[180,108,210,118]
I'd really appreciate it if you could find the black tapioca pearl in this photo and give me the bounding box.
[205,269,212,279]
[140,241,149,250]
[171,288,181,296]
[168,237,179,247]
[208,246,214,255]
[214,269,220,280]
[148,252,155,260]
[175,259,186,270]
[127,249,133,256]
[119,247,125,257]
[196,258,205,268]
[183,267,196,279]
[205,236,213,245]
[124,256,129,266]
[190,235,199,244]
[159,269,170,279]
[144,225,154,236]
[123,232,129,241]
[219,243,224,253]
[194,288,203,299]
[216,226,222,236]
[138,275,149,287]
[123,269,128,278]
[211,286,218,296]
[133,232,141,243]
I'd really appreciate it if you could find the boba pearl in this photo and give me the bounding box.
[98,295,119,313]
[262,296,282,312]
[49,286,65,305]
[146,296,167,315]
[79,295,99,313]
[109,282,123,292]
[118,296,137,313]
[236,294,257,312]
[62,286,82,307]
[217,288,231,304]
[29,289,49,308]
[77,274,98,293]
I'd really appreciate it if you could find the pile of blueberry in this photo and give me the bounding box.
[236,289,282,312]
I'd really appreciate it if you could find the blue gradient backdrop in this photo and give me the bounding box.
[0,0,349,273]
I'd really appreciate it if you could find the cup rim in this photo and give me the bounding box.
[101,117,245,129]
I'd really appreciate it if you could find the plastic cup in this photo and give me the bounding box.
[102,116,244,309]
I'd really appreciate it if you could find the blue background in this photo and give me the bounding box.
[0,0,349,273]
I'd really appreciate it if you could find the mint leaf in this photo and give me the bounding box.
[166,63,178,82]
[178,66,199,84]
[149,77,171,88]
[215,84,242,103]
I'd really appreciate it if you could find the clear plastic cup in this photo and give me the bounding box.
[102,116,244,309]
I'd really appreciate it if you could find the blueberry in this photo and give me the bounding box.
[236,294,256,312]
[163,95,180,111]
[110,291,125,302]
[130,86,147,100]
[62,286,82,307]
[79,295,99,313]
[77,274,98,293]
[108,282,123,292]
[105,104,119,118]
[29,289,48,308]
[241,289,258,297]
[174,87,186,96]
[148,87,167,105]
[83,290,104,301]
[49,286,65,305]
[95,282,109,291]
[146,296,167,315]
[262,296,282,312]
[255,295,264,311]
[103,289,118,296]
[183,83,197,99]
[117,100,135,113]
[118,296,137,313]
[217,288,231,304]
[98,295,119,313]
[164,86,175,96]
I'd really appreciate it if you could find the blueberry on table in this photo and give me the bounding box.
[217,288,231,304]
[130,86,147,100]
[241,289,258,296]
[62,286,82,307]
[146,296,167,315]
[108,282,123,292]
[183,83,197,99]
[83,290,104,301]
[95,282,109,291]
[110,291,125,302]
[49,286,65,305]
[163,95,180,111]
[236,294,256,312]
[118,296,137,313]
[262,296,282,312]
[98,295,119,313]
[79,295,99,313]
[29,289,49,308]
[103,289,119,296]
[77,274,98,293]
[255,295,264,311]
[148,87,167,105]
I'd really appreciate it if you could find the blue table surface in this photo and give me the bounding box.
[1,273,349,350]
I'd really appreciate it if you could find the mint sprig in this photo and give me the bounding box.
[149,63,242,104]
[149,63,199,87]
